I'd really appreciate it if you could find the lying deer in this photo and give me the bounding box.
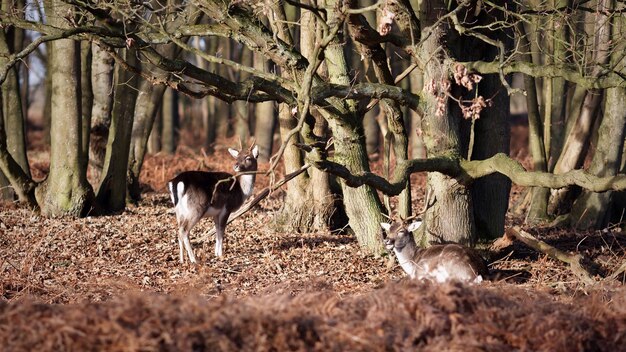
[380,219,489,283]
[168,143,259,263]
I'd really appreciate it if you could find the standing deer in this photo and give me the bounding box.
[168,143,259,263]
[380,219,489,283]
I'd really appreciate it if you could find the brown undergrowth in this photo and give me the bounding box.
[1,281,625,351]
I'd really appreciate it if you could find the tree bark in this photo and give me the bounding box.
[550,0,613,214]
[0,16,30,201]
[80,40,93,164]
[569,3,625,229]
[95,48,139,212]
[161,87,179,154]
[253,52,276,163]
[35,0,93,216]
[89,42,114,184]
[419,0,475,246]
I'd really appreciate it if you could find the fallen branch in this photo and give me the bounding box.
[503,227,595,285]
[202,164,311,239]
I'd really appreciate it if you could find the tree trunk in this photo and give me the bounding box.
[409,70,426,159]
[569,87,626,229]
[128,41,179,201]
[322,0,385,251]
[549,0,613,214]
[0,20,30,197]
[89,42,115,183]
[35,0,92,216]
[419,0,475,246]
[161,88,178,154]
[454,3,512,240]
[95,48,139,212]
[570,4,625,229]
[546,0,571,168]
[127,81,167,200]
[80,40,93,163]
[253,52,275,163]
[233,45,251,142]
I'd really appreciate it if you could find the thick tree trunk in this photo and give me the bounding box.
[95,48,139,212]
[323,0,385,251]
[36,0,92,216]
[419,0,475,246]
[454,3,512,240]
[270,0,316,231]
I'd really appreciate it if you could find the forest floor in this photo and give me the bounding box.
[1,129,626,351]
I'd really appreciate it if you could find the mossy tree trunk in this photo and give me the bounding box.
[323,0,385,251]
[35,0,93,216]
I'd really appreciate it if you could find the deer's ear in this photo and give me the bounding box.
[251,145,259,159]
[228,148,239,158]
[380,223,391,232]
[407,221,422,232]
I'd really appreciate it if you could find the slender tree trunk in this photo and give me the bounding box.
[269,0,312,230]
[80,40,93,163]
[0,20,30,189]
[161,88,178,154]
[128,41,179,201]
[546,0,570,166]
[35,0,92,216]
[95,48,139,212]
[233,45,251,142]
[519,21,550,223]
[89,43,114,183]
[253,52,275,163]
[127,81,167,200]
[570,4,625,229]
[409,70,426,159]
[148,108,162,154]
[569,87,626,229]
[549,0,613,214]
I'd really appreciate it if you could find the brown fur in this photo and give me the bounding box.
[382,220,489,282]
